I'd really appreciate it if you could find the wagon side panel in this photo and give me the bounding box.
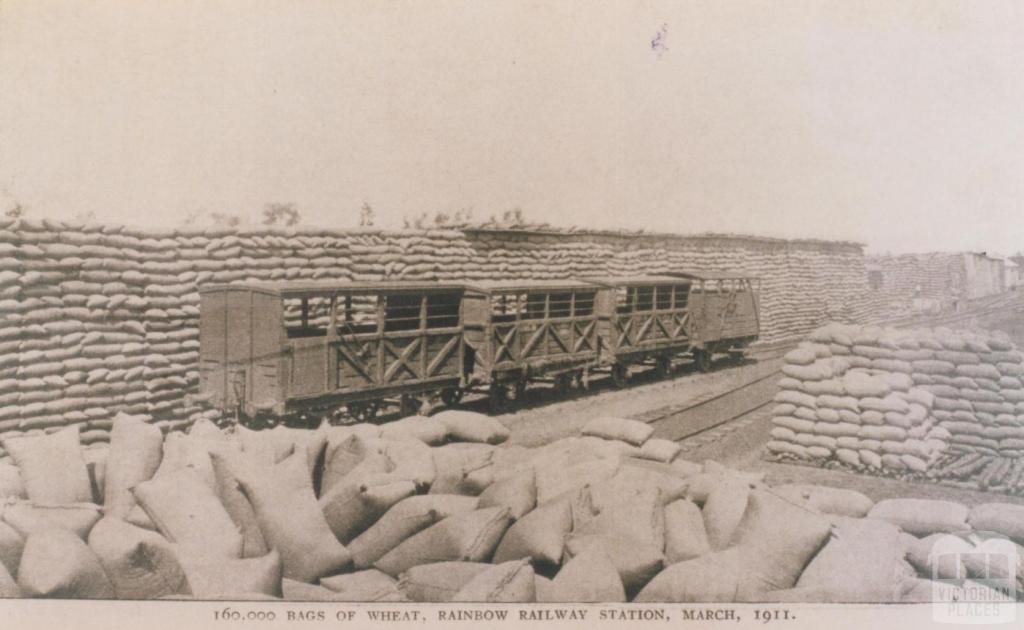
[249,292,285,411]
[223,289,255,411]
[198,290,228,410]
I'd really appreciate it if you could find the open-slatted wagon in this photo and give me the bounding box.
[460,280,602,410]
[590,275,696,386]
[197,281,467,424]
[668,270,761,371]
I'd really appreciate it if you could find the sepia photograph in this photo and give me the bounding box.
[0,1,1023,628]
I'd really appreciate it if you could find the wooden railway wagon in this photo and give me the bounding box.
[591,271,760,384]
[461,280,601,409]
[671,270,760,370]
[590,275,696,386]
[198,281,467,422]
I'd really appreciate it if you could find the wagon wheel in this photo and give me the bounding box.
[288,412,318,430]
[695,349,713,373]
[553,373,574,396]
[573,369,588,391]
[513,378,528,401]
[611,363,629,389]
[654,355,672,379]
[488,383,510,414]
[347,400,380,422]
[440,387,464,407]
[399,395,420,416]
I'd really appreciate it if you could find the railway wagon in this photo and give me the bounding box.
[671,270,760,371]
[461,280,601,410]
[590,271,760,383]
[590,275,696,386]
[198,281,467,422]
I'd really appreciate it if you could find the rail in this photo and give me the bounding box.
[633,290,1024,443]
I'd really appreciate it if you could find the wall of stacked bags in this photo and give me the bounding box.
[3,411,1024,603]
[0,218,878,454]
[868,253,965,301]
[767,322,1024,476]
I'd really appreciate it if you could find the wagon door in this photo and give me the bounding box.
[720,279,759,339]
[688,280,717,345]
[199,289,229,410]
[334,294,382,392]
[546,292,591,357]
[283,296,332,400]
[249,292,284,411]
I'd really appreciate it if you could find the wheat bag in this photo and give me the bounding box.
[2,501,102,540]
[379,416,448,445]
[771,484,874,518]
[318,472,417,544]
[2,426,92,504]
[102,413,164,518]
[175,547,282,600]
[545,548,626,603]
[580,416,654,446]
[664,499,711,563]
[563,532,664,596]
[967,503,1024,544]
[320,433,391,496]
[0,560,18,598]
[87,517,190,599]
[348,494,478,569]
[702,477,750,549]
[729,489,832,597]
[375,507,513,577]
[634,547,742,603]
[452,558,535,603]
[397,562,491,602]
[233,450,352,583]
[0,521,24,579]
[796,517,916,602]
[17,528,115,598]
[476,468,536,520]
[0,462,25,500]
[379,438,436,491]
[209,450,268,558]
[433,410,510,445]
[492,495,573,565]
[132,467,243,559]
[320,569,405,602]
[868,499,970,537]
[429,443,497,496]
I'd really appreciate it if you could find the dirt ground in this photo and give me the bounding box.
[495,353,783,448]
[678,307,1024,507]
[491,307,1024,507]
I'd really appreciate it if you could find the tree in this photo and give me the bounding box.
[210,211,244,227]
[3,202,24,219]
[499,207,526,226]
[262,202,300,227]
[359,202,375,227]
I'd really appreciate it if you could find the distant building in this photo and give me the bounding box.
[1005,259,1021,290]
[866,251,1011,306]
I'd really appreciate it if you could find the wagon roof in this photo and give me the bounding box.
[663,270,759,281]
[583,275,695,287]
[198,280,468,297]
[465,279,602,293]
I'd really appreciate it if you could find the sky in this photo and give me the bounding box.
[0,1,1021,254]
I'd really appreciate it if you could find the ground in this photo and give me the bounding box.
[494,351,782,448]
[493,306,1024,508]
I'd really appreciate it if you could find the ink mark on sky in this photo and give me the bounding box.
[651,23,668,58]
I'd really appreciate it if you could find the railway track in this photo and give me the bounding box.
[633,291,1024,446]
[634,366,781,442]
